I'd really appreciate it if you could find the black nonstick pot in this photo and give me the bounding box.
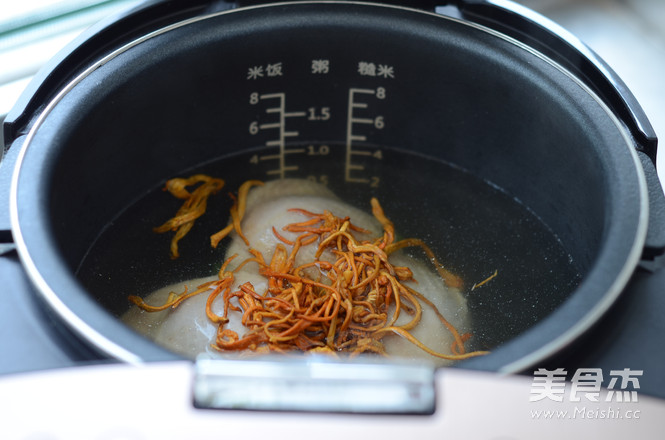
[2,0,665,377]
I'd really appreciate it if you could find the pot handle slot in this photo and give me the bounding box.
[450,0,659,164]
[0,136,24,255]
[637,151,665,262]
[193,357,436,414]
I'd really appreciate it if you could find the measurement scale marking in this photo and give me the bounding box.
[267,166,298,175]
[260,93,285,100]
[347,176,370,183]
[345,88,381,183]
[254,92,310,179]
[351,117,374,124]
[351,88,376,95]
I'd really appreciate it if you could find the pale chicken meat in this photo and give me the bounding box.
[122,179,471,365]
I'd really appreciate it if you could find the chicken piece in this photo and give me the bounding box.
[122,179,471,365]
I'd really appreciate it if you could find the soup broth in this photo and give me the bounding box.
[76,144,582,358]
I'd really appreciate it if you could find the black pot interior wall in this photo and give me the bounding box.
[17,4,638,363]
[42,6,610,277]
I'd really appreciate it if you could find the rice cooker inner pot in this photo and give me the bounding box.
[7,1,659,374]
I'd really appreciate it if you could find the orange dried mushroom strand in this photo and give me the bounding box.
[210,180,264,248]
[471,269,499,291]
[134,178,488,360]
[206,202,487,360]
[153,174,225,259]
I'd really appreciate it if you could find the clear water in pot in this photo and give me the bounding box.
[75,144,582,356]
